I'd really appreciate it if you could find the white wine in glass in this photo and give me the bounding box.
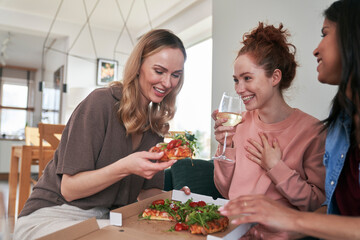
[213,92,244,162]
[216,112,243,126]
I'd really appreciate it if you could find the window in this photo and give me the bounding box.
[41,66,64,124]
[170,38,212,159]
[41,83,61,124]
[0,67,36,139]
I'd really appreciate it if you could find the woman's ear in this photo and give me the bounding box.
[272,69,282,86]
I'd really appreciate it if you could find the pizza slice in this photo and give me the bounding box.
[141,199,182,222]
[140,198,229,235]
[187,214,229,235]
[184,200,229,235]
[142,208,177,221]
[149,131,197,162]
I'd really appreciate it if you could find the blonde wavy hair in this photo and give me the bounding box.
[112,29,186,136]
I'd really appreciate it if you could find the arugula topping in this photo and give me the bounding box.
[159,143,167,150]
[185,207,222,228]
[181,199,222,228]
[140,198,223,230]
[149,199,183,221]
[172,131,198,156]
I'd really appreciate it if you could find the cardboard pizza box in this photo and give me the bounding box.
[37,190,252,240]
[35,217,120,240]
[110,190,252,240]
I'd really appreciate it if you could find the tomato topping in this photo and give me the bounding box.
[174,223,183,231]
[167,139,184,149]
[174,139,182,147]
[152,199,165,206]
[189,202,198,208]
[180,222,189,230]
[197,201,206,207]
[167,140,177,149]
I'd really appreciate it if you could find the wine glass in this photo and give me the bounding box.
[213,92,244,162]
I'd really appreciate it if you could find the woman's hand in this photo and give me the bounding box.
[180,186,191,195]
[245,132,282,170]
[219,195,299,233]
[212,109,236,147]
[240,224,299,240]
[121,151,176,179]
[221,195,360,240]
[61,151,175,202]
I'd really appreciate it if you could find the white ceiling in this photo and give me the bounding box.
[0,0,211,67]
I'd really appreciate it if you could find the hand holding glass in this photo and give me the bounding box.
[213,92,244,162]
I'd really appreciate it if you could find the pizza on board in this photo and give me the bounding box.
[141,199,181,222]
[149,132,198,161]
[140,198,229,235]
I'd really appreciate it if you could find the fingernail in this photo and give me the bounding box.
[220,210,227,215]
[218,206,224,211]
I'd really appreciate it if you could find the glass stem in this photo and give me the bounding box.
[221,132,228,156]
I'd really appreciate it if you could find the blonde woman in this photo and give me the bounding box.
[14,29,186,240]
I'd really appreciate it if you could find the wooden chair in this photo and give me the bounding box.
[38,123,65,178]
[24,126,51,184]
[7,125,63,228]
[25,126,39,146]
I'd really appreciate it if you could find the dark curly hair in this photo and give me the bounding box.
[237,22,298,95]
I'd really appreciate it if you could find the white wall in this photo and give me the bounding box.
[211,0,338,155]
[1,0,339,168]
[0,140,24,174]
[0,1,212,172]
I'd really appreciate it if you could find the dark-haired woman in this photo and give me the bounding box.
[212,22,326,239]
[218,0,360,239]
[14,29,186,240]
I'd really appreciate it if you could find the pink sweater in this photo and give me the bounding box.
[214,109,326,211]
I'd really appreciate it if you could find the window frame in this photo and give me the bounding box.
[0,66,37,140]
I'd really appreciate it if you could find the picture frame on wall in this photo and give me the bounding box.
[97,58,118,86]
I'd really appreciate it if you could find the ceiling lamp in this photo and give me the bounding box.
[0,32,10,66]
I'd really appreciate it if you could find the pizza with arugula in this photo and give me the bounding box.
[149,132,198,161]
[140,198,229,235]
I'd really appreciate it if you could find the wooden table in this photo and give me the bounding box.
[8,145,54,228]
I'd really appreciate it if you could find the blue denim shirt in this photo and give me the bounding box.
[323,111,352,214]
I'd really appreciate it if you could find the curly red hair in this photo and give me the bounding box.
[237,22,298,93]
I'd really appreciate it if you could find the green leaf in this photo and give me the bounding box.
[173,131,199,155]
